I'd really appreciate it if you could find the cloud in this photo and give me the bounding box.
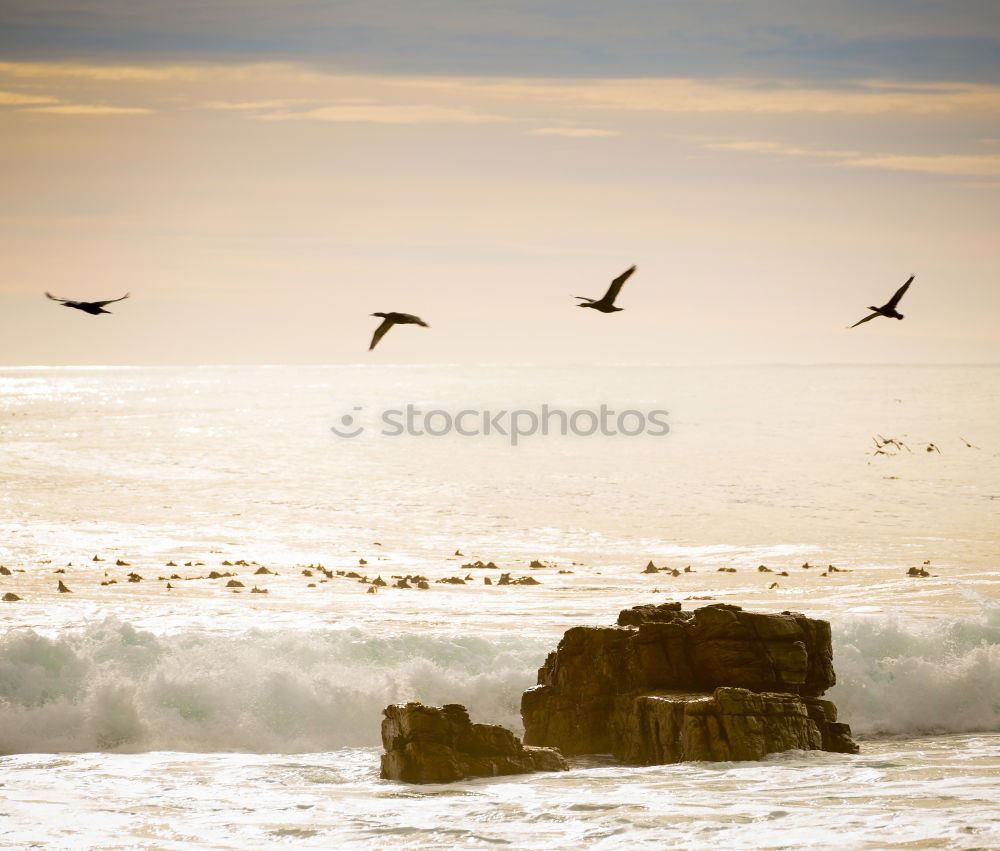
[527,127,619,137]
[700,138,857,158]
[440,77,1000,116]
[256,102,509,124]
[0,90,59,105]
[25,104,151,115]
[4,61,1000,120]
[1,1,998,83]
[696,135,1000,178]
[841,154,1000,177]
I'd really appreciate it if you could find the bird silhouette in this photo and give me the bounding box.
[576,265,636,313]
[369,312,429,350]
[849,276,914,328]
[46,292,130,315]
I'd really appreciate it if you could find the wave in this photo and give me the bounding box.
[0,619,548,754]
[828,594,1000,737]
[2,603,998,754]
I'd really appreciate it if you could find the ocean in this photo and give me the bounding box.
[1,364,998,849]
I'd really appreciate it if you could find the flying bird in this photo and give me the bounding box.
[849,276,914,328]
[46,292,130,316]
[576,265,636,313]
[369,312,429,350]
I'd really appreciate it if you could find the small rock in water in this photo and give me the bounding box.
[226,579,245,588]
[380,702,567,784]
[250,586,268,594]
[906,566,931,577]
[643,561,658,574]
[254,566,273,575]
[57,580,72,593]
[116,559,130,567]
[0,566,11,576]
[758,565,772,573]
[92,555,102,562]
[3,592,21,602]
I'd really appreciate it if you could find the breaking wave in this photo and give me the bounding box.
[2,602,998,754]
[829,595,1000,737]
[0,620,548,754]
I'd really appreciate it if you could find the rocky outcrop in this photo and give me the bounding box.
[380,702,568,784]
[521,602,857,762]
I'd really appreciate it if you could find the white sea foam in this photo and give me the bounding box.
[2,608,998,755]
[829,596,1000,736]
[0,619,548,754]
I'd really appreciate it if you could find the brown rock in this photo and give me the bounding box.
[521,603,854,762]
[380,702,567,784]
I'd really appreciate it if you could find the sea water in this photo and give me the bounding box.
[1,365,998,849]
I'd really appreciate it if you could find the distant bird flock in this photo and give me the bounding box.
[44,268,917,349]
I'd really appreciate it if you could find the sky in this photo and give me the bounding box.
[1,1,998,365]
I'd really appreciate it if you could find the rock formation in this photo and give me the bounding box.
[380,702,568,784]
[521,602,857,762]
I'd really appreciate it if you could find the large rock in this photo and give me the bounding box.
[380,702,568,784]
[521,602,857,761]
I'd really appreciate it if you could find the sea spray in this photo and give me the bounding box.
[0,618,549,754]
[829,600,1000,737]
[3,609,999,754]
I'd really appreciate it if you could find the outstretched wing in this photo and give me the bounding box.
[601,265,637,304]
[45,292,70,304]
[849,312,880,329]
[369,317,395,350]
[885,276,914,309]
[397,313,429,327]
[92,292,130,308]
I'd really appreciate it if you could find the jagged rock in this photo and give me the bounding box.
[0,565,12,575]
[380,702,567,784]
[906,567,931,577]
[609,687,857,764]
[521,603,855,762]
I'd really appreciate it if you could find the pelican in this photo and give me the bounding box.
[576,265,636,313]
